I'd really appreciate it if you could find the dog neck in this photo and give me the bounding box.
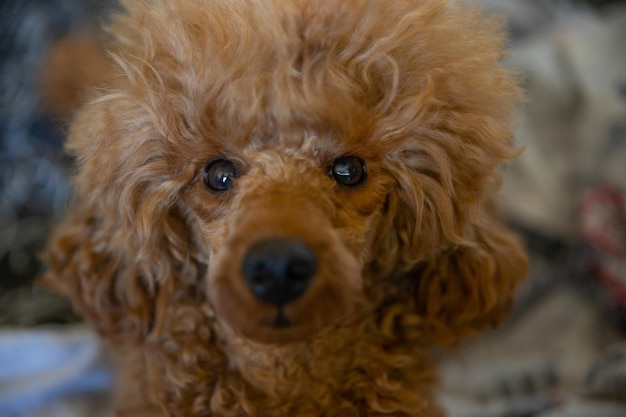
[209,296,439,414]
[115,274,440,416]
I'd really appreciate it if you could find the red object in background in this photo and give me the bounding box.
[579,186,626,313]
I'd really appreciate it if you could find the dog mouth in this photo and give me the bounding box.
[256,306,293,329]
[272,308,292,328]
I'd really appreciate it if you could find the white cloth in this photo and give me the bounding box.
[0,326,111,417]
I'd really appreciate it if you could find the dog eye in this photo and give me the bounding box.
[204,158,238,191]
[330,156,367,187]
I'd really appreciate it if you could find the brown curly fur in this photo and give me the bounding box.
[41,0,528,416]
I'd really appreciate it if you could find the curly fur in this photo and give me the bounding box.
[42,0,528,415]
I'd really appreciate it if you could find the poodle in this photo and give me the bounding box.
[41,0,528,415]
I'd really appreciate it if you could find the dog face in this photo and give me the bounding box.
[44,0,526,350]
[181,133,397,342]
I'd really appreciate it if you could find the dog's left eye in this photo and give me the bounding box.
[204,158,238,191]
[330,156,367,187]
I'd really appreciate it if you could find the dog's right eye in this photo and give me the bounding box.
[204,158,238,191]
[330,156,367,187]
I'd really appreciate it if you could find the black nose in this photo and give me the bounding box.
[242,238,317,306]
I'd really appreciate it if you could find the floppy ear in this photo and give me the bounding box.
[387,147,528,346]
[41,154,203,344]
[40,77,204,344]
[42,202,158,342]
[413,203,527,344]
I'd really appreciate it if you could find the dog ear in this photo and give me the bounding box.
[412,205,527,345]
[40,89,204,344]
[387,148,528,345]
[42,203,158,342]
[41,192,202,344]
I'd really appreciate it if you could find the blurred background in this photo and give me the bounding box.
[0,0,625,416]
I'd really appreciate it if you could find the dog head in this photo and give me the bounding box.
[43,0,527,347]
